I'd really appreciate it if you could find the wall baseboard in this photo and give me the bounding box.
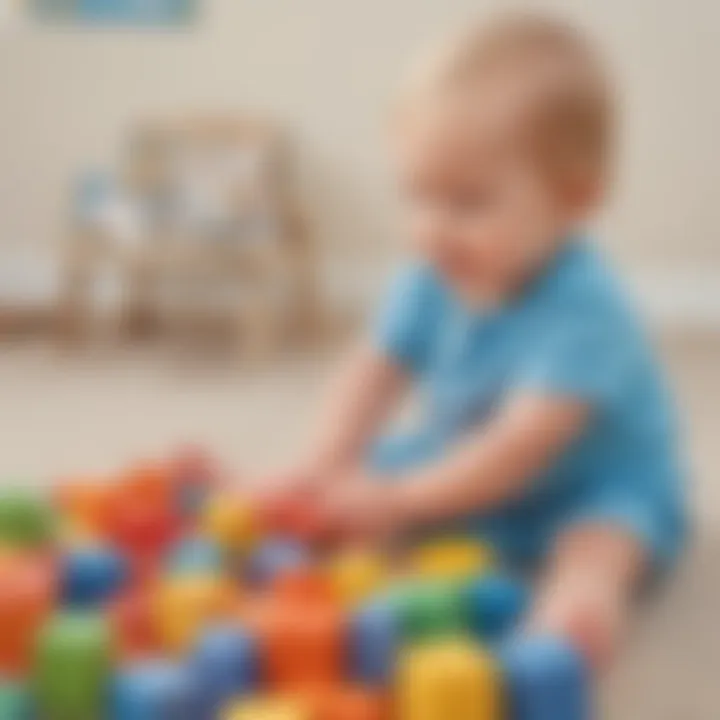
[1,253,719,334]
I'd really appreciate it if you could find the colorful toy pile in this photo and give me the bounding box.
[0,450,589,720]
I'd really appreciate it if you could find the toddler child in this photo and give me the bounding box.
[261,14,687,672]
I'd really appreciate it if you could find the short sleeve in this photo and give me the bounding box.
[513,306,634,408]
[372,264,441,374]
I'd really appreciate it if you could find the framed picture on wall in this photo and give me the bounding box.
[31,0,198,25]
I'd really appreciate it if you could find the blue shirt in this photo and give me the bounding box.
[372,238,687,565]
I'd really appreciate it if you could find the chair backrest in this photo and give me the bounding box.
[123,116,290,246]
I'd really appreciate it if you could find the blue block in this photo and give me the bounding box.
[500,636,590,720]
[464,574,528,642]
[61,546,128,608]
[112,661,202,720]
[348,597,400,687]
[190,624,257,717]
[245,538,309,587]
[167,537,223,576]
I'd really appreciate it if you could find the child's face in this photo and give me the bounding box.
[394,99,573,302]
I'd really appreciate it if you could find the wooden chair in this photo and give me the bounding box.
[58,115,319,358]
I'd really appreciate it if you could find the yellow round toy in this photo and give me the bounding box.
[410,538,494,581]
[398,639,502,720]
[326,548,386,606]
[223,696,311,720]
[201,493,256,552]
[153,575,236,656]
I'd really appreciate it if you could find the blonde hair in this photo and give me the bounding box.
[401,14,615,198]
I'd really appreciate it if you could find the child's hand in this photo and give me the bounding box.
[318,473,406,539]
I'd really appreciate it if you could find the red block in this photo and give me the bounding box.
[109,588,159,661]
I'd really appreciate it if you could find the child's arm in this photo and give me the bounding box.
[320,393,588,533]
[395,393,589,522]
[276,342,409,493]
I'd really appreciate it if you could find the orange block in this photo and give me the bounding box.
[0,551,56,676]
[54,480,115,537]
[307,686,387,720]
[245,571,345,690]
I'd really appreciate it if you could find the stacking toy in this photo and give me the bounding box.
[464,574,528,642]
[201,494,256,552]
[410,538,493,581]
[327,548,385,606]
[500,636,589,720]
[168,537,223,576]
[0,552,56,675]
[112,660,203,720]
[0,680,30,719]
[259,496,330,544]
[247,571,344,690]
[348,598,399,687]
[223,696,311,720]
[0,492,55,548]
[398,639,501,720]
[108,589,159,661]
[61,545,128,607]
[246,538,310,587]
[153,575,235,656]
[34,612,112,720]
[391,579,467,641]
[190,624,258,716]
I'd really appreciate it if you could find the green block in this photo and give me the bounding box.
[390,578,469,641]
[34,612,112,720]
[0,681,29,719]
[0,491,55,548]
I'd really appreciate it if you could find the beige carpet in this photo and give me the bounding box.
[0,337,717,718]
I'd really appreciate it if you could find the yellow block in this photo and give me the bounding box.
[201,493,256,551]
[326,548,386,606]
[153,575,236,656]
[397,639,502,720]
[223,697,311,720]
[410,539,493,581]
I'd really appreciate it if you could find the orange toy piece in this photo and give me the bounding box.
[54,480,116,538]
[119,463,174,509]
[245,570,345,691]
[0,550,56,676]
[109,588,160,661]
[306,686,387,720]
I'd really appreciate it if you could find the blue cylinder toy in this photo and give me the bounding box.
[61,545,128,608]
[190,624,257,717]
[245,538,309,587]
[112,661,202,720]
[167,537,223,576]
[464,573,528,642]
[348,597,400,687]
[500,635,590,720]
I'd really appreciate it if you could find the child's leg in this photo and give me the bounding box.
[525,523,647,671]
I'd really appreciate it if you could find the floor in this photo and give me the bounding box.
[0,336,718,718]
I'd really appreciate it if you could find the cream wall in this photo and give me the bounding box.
[0,0,718,308]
